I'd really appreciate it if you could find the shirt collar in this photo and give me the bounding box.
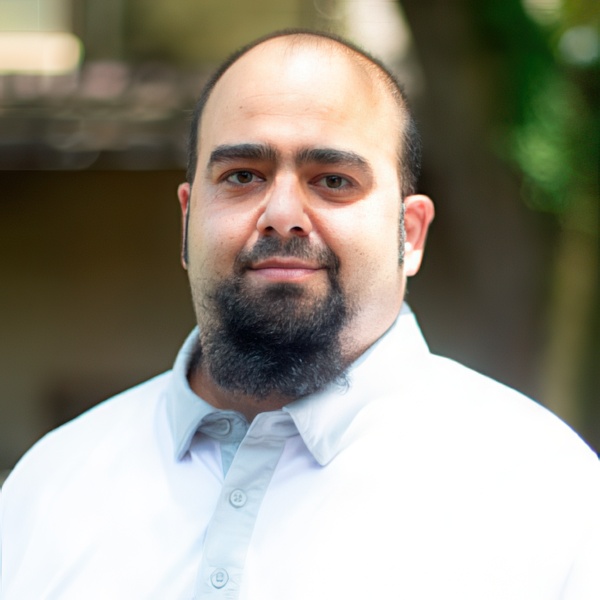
[166,304,429,464]
[166,329,224,460]
[283,303,429,465]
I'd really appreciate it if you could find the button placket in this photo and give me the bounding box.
[195,412,298,598]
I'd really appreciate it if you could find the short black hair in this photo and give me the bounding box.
[185,28,421,198]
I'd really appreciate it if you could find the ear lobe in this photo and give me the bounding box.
[177,182,191,269]
[403,194,435,277]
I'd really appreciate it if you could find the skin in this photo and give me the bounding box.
[177,37,435,420]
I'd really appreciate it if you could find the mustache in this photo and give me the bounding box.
[234,237,340,274]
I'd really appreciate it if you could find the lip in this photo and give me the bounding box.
[247,258,324,282]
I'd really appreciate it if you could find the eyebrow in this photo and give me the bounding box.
[207,144,277,169]
[296,147,372,175]
[207,143,373,176]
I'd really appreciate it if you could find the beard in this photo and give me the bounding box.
[194,236,350,401]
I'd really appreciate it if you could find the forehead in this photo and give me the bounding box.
[198,38,402,163]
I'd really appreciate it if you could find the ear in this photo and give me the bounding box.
[177,182,191,270]
[403,194,435,277]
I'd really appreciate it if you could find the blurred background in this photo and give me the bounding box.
[1,0,598,482]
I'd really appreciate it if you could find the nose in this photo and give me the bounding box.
[256,178,312,238]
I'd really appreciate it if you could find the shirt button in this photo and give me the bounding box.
[229,489,247,508]
[215,419,231,435]
[210,568,229,589]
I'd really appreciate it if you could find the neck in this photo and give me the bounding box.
[188,363,294,422]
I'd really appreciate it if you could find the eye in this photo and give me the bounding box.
[225,171,259,185]
[317,175,351,189]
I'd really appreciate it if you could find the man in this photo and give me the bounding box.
[1,30,599,599]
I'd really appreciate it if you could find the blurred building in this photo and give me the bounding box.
[1,0,598,475]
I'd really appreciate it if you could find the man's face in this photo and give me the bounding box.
[180,39,421,361]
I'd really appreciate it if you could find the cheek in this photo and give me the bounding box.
[328,209,403,292]
[188,208,259,276]
[342,199,402,256]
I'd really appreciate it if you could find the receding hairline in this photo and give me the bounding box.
[201,32,408,137]
[272,32,407,107]
[204,33,407,140]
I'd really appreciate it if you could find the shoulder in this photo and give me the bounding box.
[359,350,599,479]
[412,353,599,475]
[424,354,582,433]
[36,370,170,447]
[347,350,600,540]
[2,371,173,494]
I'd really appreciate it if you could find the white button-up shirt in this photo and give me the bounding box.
[2,306,599,598]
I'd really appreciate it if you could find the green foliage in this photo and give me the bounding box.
[514,75,587,214]
[471,0,599,219]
